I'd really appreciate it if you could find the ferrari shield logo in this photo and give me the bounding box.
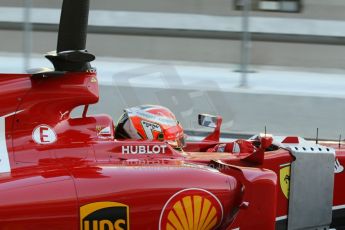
[279,164,291,199]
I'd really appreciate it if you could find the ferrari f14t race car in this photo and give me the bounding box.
[98,105,345,229]
[0,0,343,230]
[0,1,275,229]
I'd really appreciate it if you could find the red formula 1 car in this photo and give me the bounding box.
[0,1,276,230]
[104,109,345,229]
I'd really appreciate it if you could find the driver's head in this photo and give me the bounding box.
[115,105,185,149]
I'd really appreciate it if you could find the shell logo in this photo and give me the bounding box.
[159,188,223,230]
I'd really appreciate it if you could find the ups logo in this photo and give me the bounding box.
[80,202,129,230]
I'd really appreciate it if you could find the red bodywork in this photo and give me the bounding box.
[2,0,342,228]
[183,137,345,229]
[0,73,277,230]
[1,69,344,230]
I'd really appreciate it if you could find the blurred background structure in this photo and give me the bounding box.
[1,0,345,139]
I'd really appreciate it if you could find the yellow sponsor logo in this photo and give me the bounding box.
[160,189,223,230]
[280,164,291,199]
[80,202,129,230]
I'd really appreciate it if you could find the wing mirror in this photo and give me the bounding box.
[198,114,222,142]
[198,114,218,128]
[97,126,114,140]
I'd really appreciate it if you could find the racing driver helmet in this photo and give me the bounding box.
[115,105,186,149]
